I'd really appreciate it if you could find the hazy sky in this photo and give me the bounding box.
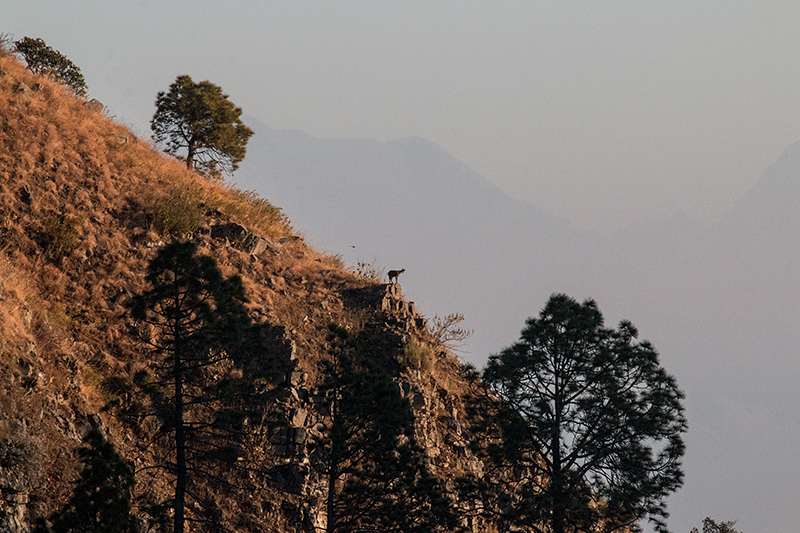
[5,3,800,532]
[5,1,800,233]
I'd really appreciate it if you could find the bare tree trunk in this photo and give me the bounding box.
[186,138,195,170]
[552,377,565,533]
[173,311,187,533]
[326,463,337,533]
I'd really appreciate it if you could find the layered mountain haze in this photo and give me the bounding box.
[236,119,800,532]
[236,118,588,359]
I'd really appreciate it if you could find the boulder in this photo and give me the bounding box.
[288,371,307,388]
[411,392,427,410]
[293,427,308,445]
[289,408,308,428]
[208,223,281,255]
[15,82,32,96]
[85,99,104,113]
[241,233,269,254]
[210,222,247,240]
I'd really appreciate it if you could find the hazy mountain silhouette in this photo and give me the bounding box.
[235,118,589,360]
[235,119,800,532]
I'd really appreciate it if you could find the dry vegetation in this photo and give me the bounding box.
[0,53,485,531]
[0,53,339,522]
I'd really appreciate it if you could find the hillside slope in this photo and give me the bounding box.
[0,55,489,533]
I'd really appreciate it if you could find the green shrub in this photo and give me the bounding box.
[81,362,105,389]
[42,212,80,259]
[154,185,204,235]
[398,337,434,372]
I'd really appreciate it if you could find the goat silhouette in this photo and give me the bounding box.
[387,269,405,284]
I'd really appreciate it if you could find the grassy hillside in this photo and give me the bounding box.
[0,53,484,532]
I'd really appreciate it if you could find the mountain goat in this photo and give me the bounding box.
[387,269,405,284]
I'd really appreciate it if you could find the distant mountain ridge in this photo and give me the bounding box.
[235,117,800,533]
[721,139,800,237]
[236,118,586,350]
[237,119,575,246]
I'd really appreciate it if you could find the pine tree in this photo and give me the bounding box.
[691,518,742,533]
[14,37,87,97]
[482,294,687,533]
[129,240,254,533]
[317,324,457,533]
[151,75,254,176]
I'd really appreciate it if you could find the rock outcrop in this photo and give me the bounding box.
[204,222,283,255]
[84,98,103,113]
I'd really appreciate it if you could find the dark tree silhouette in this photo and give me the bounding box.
[129,240,254,533]
[482,294,687,533]
[151,75,254,175]
[46,429,136,533]
[316,324,457,533]
[691,518,742,533]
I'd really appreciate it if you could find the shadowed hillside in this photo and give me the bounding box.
[0,54,497,533]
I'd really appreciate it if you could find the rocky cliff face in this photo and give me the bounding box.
[261,282,492,531]
[0,53,498,532]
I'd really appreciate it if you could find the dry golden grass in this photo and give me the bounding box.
[0,255,35,342]
[0,54,489,531]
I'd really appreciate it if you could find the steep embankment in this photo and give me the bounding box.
[0,55,486,532]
